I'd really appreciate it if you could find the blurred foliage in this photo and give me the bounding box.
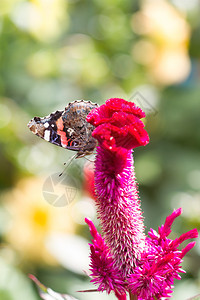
[0,0,200,299]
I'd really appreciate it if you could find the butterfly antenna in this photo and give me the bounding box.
[83,156,95,163]
[59,153,77,177]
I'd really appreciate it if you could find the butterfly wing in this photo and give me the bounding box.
[28,100,98,157]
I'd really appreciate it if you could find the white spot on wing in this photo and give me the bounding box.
[67,128,74,136]
[44,122,49,128]
[44,130,50,141]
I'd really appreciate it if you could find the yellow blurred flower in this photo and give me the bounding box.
[3,176,78,264]
[131,0,191,85]
[11,0,68,42]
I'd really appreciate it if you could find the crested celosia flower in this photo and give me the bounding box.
[85,98,198,300]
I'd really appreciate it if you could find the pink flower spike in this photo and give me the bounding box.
[85,218,99,239]
[115,291,127,300]
[173,228,199,248]
[87,98,149,156]
[85,218,126,296]
[180,242,197,258]
[159,208,182,238]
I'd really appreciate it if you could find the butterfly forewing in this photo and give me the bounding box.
[27,100,98,157]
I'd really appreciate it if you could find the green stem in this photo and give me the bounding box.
[129,291,137,300]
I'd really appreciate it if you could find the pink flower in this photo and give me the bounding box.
[128,208,198,300]
[85,218,126,297]
[85,98,198,300]
[87,99,149,277]
[83,163,96,200]
[87,98,149,161]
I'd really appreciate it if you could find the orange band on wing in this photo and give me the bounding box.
[56,117,69,147]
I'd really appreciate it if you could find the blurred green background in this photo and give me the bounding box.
[0,0,200,299]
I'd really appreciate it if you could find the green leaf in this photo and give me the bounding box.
[29,275,78,300]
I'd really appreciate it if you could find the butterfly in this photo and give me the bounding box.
[28,100,98,158]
